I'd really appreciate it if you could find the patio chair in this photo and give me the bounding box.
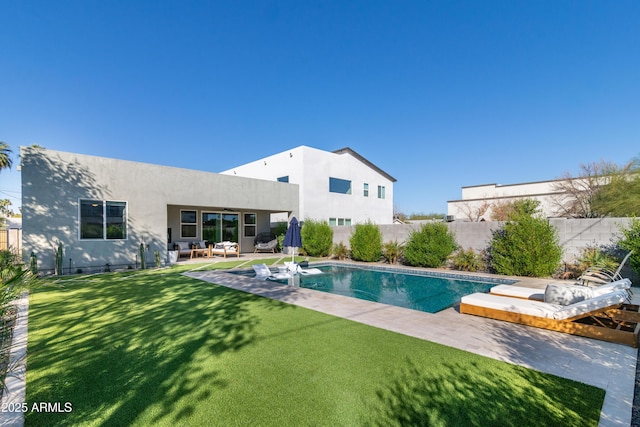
[490,278,632,301]
[254,232,278,253]
[577,250,634,286]
[460,288,640,347]
[211,241,240,258]
[175,241,192,258]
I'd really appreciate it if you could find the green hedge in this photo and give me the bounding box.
[301,219,333,257]
[403,222,457,268]
[349,222,382,262]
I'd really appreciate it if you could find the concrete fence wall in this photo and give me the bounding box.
[331,217,637,280]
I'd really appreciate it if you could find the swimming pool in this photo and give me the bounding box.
[232,263,516,313]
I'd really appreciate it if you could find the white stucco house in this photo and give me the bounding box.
[221,146,396,225]
[21,145,395,274]
[447,177,591,221]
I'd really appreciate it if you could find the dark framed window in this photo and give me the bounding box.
[181,210,197,238]
[378,185,386,199]
[80,199,127,240]
[329,177,352,194]
[244,213,257,237]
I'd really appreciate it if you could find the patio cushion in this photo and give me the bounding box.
[544,284,592,305]
[553,290,627,320]
[461,293,562,319]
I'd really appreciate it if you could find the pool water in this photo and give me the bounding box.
[234,264,516,314]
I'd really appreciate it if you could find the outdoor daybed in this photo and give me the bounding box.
[460,286,640,347]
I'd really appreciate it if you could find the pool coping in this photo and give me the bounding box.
[185,266,637,427]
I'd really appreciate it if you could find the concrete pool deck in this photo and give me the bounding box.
[185,267,638,427]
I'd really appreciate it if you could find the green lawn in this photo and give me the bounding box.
[25,263,604,426]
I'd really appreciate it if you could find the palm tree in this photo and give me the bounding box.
[0,142,12,173]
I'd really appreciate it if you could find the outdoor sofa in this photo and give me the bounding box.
[211,241,240,258]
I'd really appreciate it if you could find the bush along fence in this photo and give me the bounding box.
[330,217,639,280]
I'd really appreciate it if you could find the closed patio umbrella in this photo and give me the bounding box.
[283,216,302,264]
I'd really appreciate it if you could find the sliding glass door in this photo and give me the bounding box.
[202,212,239,243]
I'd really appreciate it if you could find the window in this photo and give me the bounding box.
[181,210,197,238]
[364,183,369,197]
[80,199,127,240]
[329,217,351,226]
[106,201,127,239]
[329,177,351,194]
[244,213,257,237]
[378,185,386,199]
[201,212,239,243]
[277,176,289,183]
[202,212,219,242]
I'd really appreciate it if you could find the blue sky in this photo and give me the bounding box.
[1,1,638,215]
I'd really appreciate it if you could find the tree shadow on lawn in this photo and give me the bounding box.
[25,270,290,426]
[366,358,604,427]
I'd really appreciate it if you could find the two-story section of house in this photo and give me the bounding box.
[221,146,396,225]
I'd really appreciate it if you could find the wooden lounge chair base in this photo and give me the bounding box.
[460,303,640,347]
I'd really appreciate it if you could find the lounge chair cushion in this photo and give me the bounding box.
[553,290,627,320]
[461,289,628,321]
[544,284,592,305]
[491,285,545,300]
[461,293,562,318]
[491,278,632,302]
[589,279,632,297]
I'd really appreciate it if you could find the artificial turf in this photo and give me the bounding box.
[25,263,605,426]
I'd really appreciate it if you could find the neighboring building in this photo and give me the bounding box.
[447,178,587,221]
[21,147,298,274]
[221,146,396,225]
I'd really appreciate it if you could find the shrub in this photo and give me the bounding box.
[487,207,562,277]
[403,223,458,268]
[382,240,403,264]
[0,250,36,394]
[451,248,485,272]
[301,219,333,257]
[619,217,640,276]
[349,222,382,262]
[576,245,618,272]
[332,242,349,260]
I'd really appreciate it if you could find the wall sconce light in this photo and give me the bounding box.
[264,161,267,165]
[289,152,293,158]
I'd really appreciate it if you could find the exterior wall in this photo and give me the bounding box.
[449,179,588,220]
[21,147,298,274]
[222,145,395,224]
